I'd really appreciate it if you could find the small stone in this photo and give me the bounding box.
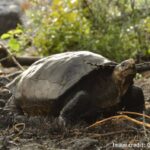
[0,99,5,107]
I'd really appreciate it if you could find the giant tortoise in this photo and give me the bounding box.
[5,51,145,125]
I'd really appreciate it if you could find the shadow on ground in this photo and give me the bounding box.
[0,71,150,150]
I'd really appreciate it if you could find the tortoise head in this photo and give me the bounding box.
[113,59,136,95]
[114,59,136,79]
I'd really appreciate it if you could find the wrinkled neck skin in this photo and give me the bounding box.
[112,70,135,97]
[90,70,120,109]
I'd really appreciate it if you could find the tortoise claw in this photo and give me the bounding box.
[58,116,66,127]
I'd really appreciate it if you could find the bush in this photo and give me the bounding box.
[1,0,150,61]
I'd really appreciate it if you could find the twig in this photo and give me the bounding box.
[136,62,150,72]
[0,43,24,70]
[122,115,150,128]
[0,55,11,62]
[6,50,25,71]
[86,115,123,129]
[118,111,150,119]
[13,123,25,135]
[12,122,25,142]
[86,115,150,129]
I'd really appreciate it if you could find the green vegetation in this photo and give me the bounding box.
[1,0,150,61]
[1,28,23,53]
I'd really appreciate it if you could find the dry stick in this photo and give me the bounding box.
[119,111,150,137]
[122,115,150,128]
[12,123,26,142]
[0,55,11,62]
[86,115,123,129]
[118,111,150,119]
[7,50,25,71]
[13,123,25,134]
[0,43,24,70]
[86,115,150,129]
[12,57,25,71]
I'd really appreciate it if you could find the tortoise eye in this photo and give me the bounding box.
[121,63,126,67]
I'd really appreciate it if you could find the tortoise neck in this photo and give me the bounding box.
[112,71,134,97]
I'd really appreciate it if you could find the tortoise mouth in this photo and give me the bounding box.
[123,65,136,75]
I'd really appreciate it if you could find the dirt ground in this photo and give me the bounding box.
[0,70,150,150]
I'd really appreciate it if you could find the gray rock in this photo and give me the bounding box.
[0,77,10,86]
[0,0,23,35]
[0,88,12,100]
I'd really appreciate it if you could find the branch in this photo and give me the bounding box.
[136,62,150,73]
[0,43,150,73]
[6,49,25,71]
[86,115,150,129]
[118,111,150,119]
[0,44,40,68]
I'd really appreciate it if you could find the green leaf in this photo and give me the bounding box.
[8,38,20,52]
[8,29,22,35]
[13,29,23,34]
[147,49,150,54]
[1,33,11,39]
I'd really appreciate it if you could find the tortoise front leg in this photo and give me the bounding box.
[58,91,92,126]
[120,85,145,113]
